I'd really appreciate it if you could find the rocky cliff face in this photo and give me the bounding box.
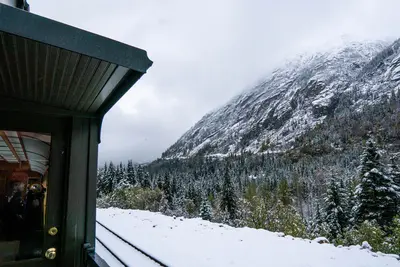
[163,39,400,159]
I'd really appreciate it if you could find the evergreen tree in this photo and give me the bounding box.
[114,163,124,188]
[142,170,152,188]
[96,165,106,197]
[199,198,213,221]
[354,138,399,227]
[136,164,144,187]
[105,161,116,194]
[137,164,151,188]
[386,216,400,254]
[277,179,291,206]
[116,165,130,190]
[310,202,324,237]
[315,203,323,226]
[162,173,173,204]
[388,156,400,213]
[324,176,347,239]
[220,167,237,219]
[186,182,200,208]
[388,157,400,187]
[126,160,136,186]
[265,200,307,238]
[346,184,357,227]
[343,220,385,252]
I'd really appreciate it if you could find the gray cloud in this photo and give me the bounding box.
[31,0,400,164]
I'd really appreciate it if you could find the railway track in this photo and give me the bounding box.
[96,220,168,267]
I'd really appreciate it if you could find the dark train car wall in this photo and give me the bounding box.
[0,1,152,266]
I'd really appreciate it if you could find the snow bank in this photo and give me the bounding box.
[96,208,399,267]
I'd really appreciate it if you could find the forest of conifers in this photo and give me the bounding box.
[97,90,400,253]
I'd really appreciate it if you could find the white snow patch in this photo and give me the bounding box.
[312,92,334,107]
[189,138,211,156]
[96,208,399,267]
[361,241,372,251]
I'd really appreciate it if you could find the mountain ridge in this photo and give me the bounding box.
[162,38,400,159]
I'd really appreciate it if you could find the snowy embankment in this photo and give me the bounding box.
[96,208,399,267]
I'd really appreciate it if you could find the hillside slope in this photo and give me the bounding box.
[96,208,399,267]
[163,39,400,158]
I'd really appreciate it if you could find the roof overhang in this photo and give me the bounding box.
[0,3,152,120]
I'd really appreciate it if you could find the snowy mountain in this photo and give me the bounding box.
[96,208,399,267]
[163,39,400,158]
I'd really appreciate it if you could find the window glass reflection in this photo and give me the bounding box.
[0,131,51,264]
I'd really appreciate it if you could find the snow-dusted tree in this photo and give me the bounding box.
[168,195,185,216]
[114,162,125,189]
[220,167,237,219]
[277,179,291,206]
[386,216,400,254]
[354,138,399,227]
[343,220,385,252]
[161,173,172,205]
[199,198,213,221]
[388,156,400,212]
[346,183,357,226]
[265,200,307,238]
[104,161,116,194]
[96,164,107,197]
[142,170,152,188]
[137,164,151,188]
[309,202,324,237]
[126,160,136,186]
[243,182,269,229]
[116,170,131,190]
[186,181,201,208]
[136,164,144,186]
[324,176,347,239]
[388,157,400,186]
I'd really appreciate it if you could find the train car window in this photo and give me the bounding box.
[0,130,50,263]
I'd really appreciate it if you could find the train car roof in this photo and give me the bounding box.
[0,3,153,118]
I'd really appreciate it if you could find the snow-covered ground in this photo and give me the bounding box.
[96,208,399,267]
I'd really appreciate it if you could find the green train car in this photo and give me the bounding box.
[0,2,152,266]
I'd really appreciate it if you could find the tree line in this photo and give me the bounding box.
[97,90,400,253]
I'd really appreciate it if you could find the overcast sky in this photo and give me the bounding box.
[31,0,400,164]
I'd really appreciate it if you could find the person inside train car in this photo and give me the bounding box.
[4,185,24,241]
[24,184,45,230]
[19,183,46,258]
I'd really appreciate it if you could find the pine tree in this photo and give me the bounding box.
[388,157,400,186]
[388,156,400,213]
[116,165,130,190]
[354,138,399,227]
[220,167,237,219]
[96,165,106,197]
[265,200,307,238]
[142,170,152,188]
[162,173,172,204]
[310,202,324,237]
[346,183,357,227]
[114,163,124,188]
[277,179,291,206]
[324,176,346,239]
[387,216,400,254]
[186,182,200,208]
[136,164,144,187]
[104,161,116,194]
[200,198,213,221]
[137,165,151,188]
[126,160,136,186]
